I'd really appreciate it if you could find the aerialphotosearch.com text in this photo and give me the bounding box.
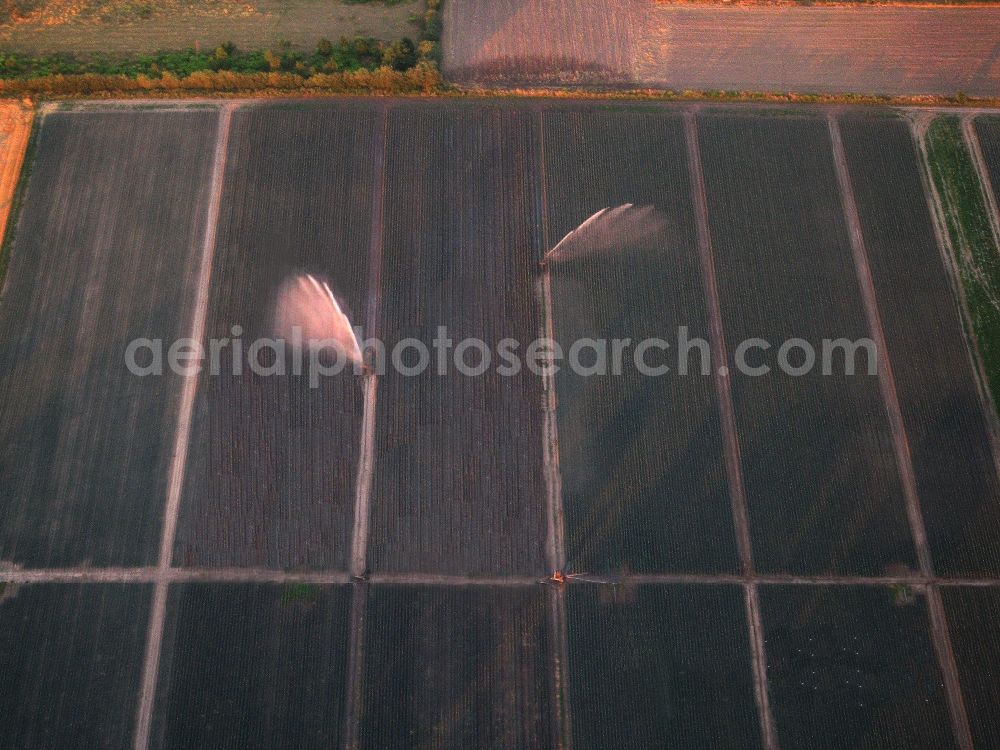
[125,326,879,386]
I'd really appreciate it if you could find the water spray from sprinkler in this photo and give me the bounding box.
[540,203,667,269]
[272,272,366,372]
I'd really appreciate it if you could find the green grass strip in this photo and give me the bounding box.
[925,115,1000,411]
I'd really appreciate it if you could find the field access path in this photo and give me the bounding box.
[2,99,1000,748]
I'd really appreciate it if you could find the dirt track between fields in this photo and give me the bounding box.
[444,1,1000,96]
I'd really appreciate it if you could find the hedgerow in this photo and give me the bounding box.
[0,36,416,80]
[0,62,443,95]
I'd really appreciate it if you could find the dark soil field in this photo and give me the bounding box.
[760,585,955,749]
[543,108,737,575]
[942,586,1000,748]
[369,104,548,575]
[358,585,553,748]
[841,114,1000,576]
[2,100,1000,749]
[0,583,151,748]
[175,102,380,570]
[698,112,914,576]
[0,108,217,567]
[976,117,1000,203]
[443,0,1000,96]
[152,583,351,748]
[566,584,761,748]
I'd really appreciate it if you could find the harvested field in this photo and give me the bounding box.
[444,0,647,84]
[174,102,380,570]
[0,583,151,748]
[840,113,1000,576]
[542,108,737,574]
[697,112,915,576]
[566,584,761,748]
[0,100,31,258]
[0,0,421,54]
[760,585,956,749]
[2,100,1000,750]
[368,103,548,575]
[443,1,1000,96]
[0,108,217,567]
[152,583,351,749]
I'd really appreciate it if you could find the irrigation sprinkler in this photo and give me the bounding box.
[540,203,667,269]
[272,272,366,372]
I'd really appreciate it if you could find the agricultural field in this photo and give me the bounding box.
[0,0,422,54]
[566,584,761,748]
[443,0,1000,96]
[0,583,151,748]
[370,104,547,575]
[760,585,955,748]
[842,114,1000,576]
[2,99,1000,749]
[0,100,31,261]
[977,117,1000,207]
[942,587,1000,748]
[174,101,380,570]
[358,586,553,747]
[698,112,913,576]
[0,108,217,567]
[543,108,737,574]
[152,583,351,747]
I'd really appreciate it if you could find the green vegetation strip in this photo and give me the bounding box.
[925,115,1000,410]
[0,38,426,79]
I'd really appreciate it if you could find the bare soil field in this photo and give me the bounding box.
[977,116,1000,202]
[0,0,421,54]
[698,112,914,576]
[543,109,738,575]
[153,583,351,747]
[370,103,548,576]
[2,100,1000,749]
[761,585,955,748]
[0,583,151,748]
[174,101,380,570]
[359,586,554,748]
[444,0,1000,96]
[0,108,217,567]
[567,584,761,748]
[942,586,1000,748]
[842,114,1000,576]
